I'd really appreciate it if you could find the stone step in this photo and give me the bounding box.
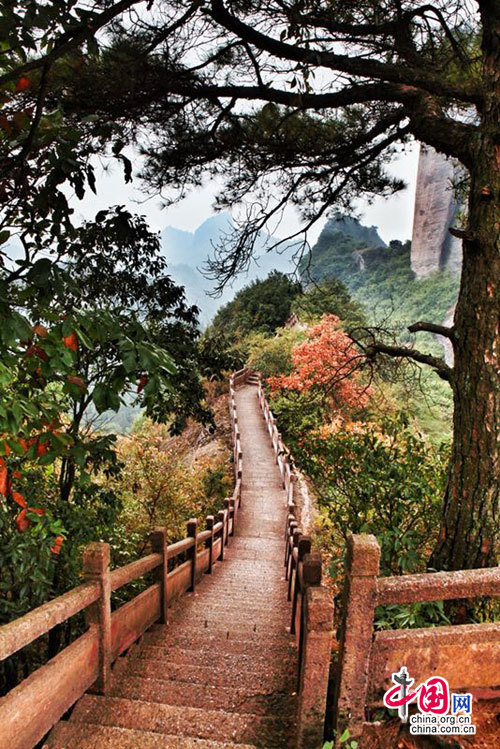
[200,563,283,575]
[176,583,284,598]
[229,535,283,544]
[142,628,292,650]
[122,645,296,671]
[218,550,284,562]
[110,674,296,716]
[169,594,288,612]
[208,558,283,570]
[113,656,296,693]
[136,638,295,660]
[163,616,286,635]
[196,576,287,591]
[168,606,290,625]
[45,722,257,748]
[70,695,290,748]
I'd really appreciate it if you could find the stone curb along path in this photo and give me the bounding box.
[45,381,298,748]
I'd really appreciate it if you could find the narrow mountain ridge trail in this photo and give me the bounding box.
[45,381,298,748]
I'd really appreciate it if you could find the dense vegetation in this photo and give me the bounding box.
[211,271,302,339]
[300,216,460,337]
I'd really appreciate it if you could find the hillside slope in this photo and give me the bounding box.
[299,214,459,339]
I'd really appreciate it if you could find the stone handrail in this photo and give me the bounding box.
[255,372,334,748]
[0,371,248,749]
[334,533,500,741]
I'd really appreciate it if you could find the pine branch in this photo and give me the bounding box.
[408,321,455,339]
[365,342,453,382]
[209,0,482,105]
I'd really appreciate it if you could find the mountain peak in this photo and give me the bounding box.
[325,213,386,249]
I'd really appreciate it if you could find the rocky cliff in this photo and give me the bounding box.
[411,146,462,278]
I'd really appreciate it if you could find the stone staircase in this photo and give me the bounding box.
[45,383,297,748]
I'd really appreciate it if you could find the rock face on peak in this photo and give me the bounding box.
[161,213,233,268]
[411,146,462,279]
[298,213,387,285]
[314,213,385,258]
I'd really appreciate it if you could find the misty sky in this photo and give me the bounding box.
[75,142,420,248]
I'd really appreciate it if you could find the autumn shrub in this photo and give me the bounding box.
[291,414,448,577]
[267,315,370,413]
[112,419,232,550]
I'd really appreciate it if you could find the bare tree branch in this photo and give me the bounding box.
[365,341,454,382]
[408,321,455,338]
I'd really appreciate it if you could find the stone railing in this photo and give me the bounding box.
[0,374,246,749]
[334,534,500,740]
[256,373,334,748]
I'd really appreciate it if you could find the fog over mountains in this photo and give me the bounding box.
[160,212,298,325]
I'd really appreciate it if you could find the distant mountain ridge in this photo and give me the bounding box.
[161,212,298,326]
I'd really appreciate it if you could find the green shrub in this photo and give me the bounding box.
[246,328,304,378]
[280,411,448,576]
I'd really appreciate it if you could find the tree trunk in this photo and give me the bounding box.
[430,6,499,570]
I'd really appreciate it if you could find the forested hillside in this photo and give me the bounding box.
[300,214,460,338]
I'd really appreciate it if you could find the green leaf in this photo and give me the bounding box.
[27,258,52,287]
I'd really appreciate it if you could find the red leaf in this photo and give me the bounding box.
[36,442,49,457]
[16,509,30,532]
[137,375,148,394]
[28,506,45,516]
[32,324,49,338]
[63,332,78,351]
[15,76,30,93]
[12,491,27,508]
[0,465,9,496]
[50,535,64,554]
[66,375,86,389]
[25,344,49,362]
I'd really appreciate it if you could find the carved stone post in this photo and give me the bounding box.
[150,527,168,624]
[224,499,231,545]
[288,527,302,601]
[206,515,214,574]
[296,553,333,749]
[333,534,380,741]
[187,518,198,592]
[291,536,311,636]
[229,498,236,536]
[83,542,112,694]
[217,510,225,560]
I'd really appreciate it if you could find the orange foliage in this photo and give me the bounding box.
[12,491,27,508]
[50,535,64,555]
[63,332,78,351]
[267,315,370,410]
[15,509,30,532]
[15,76,30,93]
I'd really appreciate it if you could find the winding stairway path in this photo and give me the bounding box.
[46,382,297,748]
